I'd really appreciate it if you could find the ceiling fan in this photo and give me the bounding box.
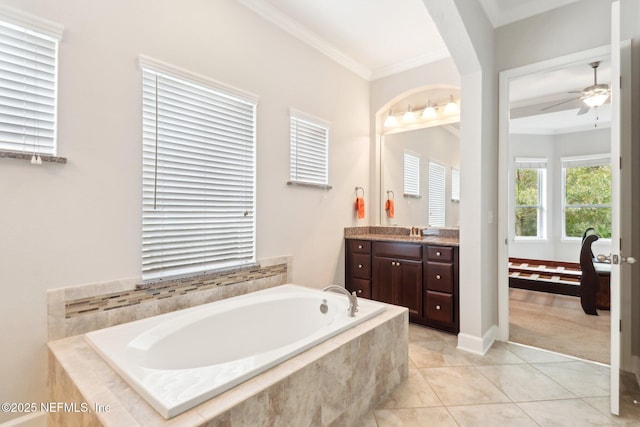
[541,61,610,115]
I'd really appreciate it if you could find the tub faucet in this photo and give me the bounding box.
[322,285,358,317]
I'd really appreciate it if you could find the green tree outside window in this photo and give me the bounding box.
[515,168,542,237]
[564,164,611,238]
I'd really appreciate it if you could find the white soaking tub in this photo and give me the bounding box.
[85,284,386,419]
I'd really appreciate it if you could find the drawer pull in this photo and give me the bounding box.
[357,289,363,294]
[358,264,363,269]
[436,305,441,310]
[436,251,441,256]
[436,274,441,280]
[358,244,363,249]
[396,262,401,267]
[391,261,396,266]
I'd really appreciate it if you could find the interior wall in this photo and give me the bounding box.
[509,129,612,262]
[0,0,369,422]
[381,126,460,227]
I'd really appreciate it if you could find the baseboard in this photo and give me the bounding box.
[0,412,46,427]
[457,325,499,356]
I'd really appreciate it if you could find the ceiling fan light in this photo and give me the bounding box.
[384,110,398,127]
[583,94,608,108]
[444,95,459,115]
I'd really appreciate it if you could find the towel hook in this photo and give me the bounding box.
[355,187,364,198]
[386,190,394,200]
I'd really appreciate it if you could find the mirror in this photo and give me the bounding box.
[378,87,461,228]
[380,126,460,228]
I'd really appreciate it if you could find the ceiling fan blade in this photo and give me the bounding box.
[577,104,590,115]
[540,97,580,111]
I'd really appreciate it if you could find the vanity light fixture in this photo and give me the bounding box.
[444,95,459,115]
[402,105,416,123]
[422,100,437,119]
[384,109,398,127]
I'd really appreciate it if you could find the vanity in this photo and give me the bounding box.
[345,226,459,334]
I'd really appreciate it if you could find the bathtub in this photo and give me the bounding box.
[84,284,386,419]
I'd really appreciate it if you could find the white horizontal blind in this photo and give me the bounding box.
[515,157,547,169]
[142,67,257,281]
[428,161,446,227]
[451,168,460,202]
[561,154,610,169]
[0,20,59,155]
[289,112,329,186]
[403,151,420,196]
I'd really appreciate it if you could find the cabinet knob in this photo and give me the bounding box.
[436,305,441,310]
[358,244,363,249]
[357,289,362,294]
[436,274,441,280]
[396,262,401,267]
[436,251,441,256]
[358,264,363,269]
[391,261,396,266]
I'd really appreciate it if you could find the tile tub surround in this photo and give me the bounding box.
[48,304,409,426]
[47,256,291,340]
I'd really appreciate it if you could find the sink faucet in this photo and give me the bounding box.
[322,285,359,317]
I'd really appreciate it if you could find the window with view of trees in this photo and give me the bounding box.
[514,159,546,238]
[562,155,611,238]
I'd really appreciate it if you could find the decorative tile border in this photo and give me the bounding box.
[47,256,291,340]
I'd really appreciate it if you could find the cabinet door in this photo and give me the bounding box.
[397,259,423,318]
[372,256,395,305]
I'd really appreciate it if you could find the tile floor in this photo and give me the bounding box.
[363,324,640,426]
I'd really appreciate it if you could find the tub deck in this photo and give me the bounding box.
[48,301,408,426]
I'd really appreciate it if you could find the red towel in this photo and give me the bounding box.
[355,197,365,219]
[385,199,395,218]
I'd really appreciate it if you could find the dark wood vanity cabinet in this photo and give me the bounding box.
[346,238,459,333]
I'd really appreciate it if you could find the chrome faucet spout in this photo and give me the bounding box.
[322,285,359,317]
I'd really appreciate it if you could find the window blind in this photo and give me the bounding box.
[0,20,59,155]
[289,112,329,186]
[141,66,257,281]
[451,168,460,202]
[515,158,547,169]
[428,161,446,227]
[561,154,610,169]
[403,151,420,196]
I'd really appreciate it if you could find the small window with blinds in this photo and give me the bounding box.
[403,150,420,197]
[0,18,62,156]
[141,58,258,281]
[428,161,446,227]
[288,109,330,188]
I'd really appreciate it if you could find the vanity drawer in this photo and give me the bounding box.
[348,239,371,254]
[348,278,371,299]
[426,262,453,293]
[373,241,422,260]
[425,291,453,324]
[426,246,454,262]
[350,253,371,279]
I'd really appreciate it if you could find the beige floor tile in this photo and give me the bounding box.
[409,340,471,368]
[518,398,619,426]
[447,402,538,426]
[408,324,454,343]
[533,361,610,398]
[374,407,458,427]
[419,366,511,406]
[461,341,527,366]
[507,342,578,364]
[476,364,575,402]
[380,368,442,409]
[357,410,380,427]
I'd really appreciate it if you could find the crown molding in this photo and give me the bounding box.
[371,48,450,81]
[478,0,581,28]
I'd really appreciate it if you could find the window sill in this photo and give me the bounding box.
[0,150,67,164]
[404,194,421,199]
[287,181,332,190]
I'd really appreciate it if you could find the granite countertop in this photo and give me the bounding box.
[344,226,459,246]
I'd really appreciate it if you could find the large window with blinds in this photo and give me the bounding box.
[514,158,547,238]
[0,18,61,156]
[141,58,257,281]
[403,150,420,197]
[288,110,330,188]
[428,161,445,227]
[562,154,611,238]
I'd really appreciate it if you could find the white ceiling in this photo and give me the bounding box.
[237,0,606,133]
